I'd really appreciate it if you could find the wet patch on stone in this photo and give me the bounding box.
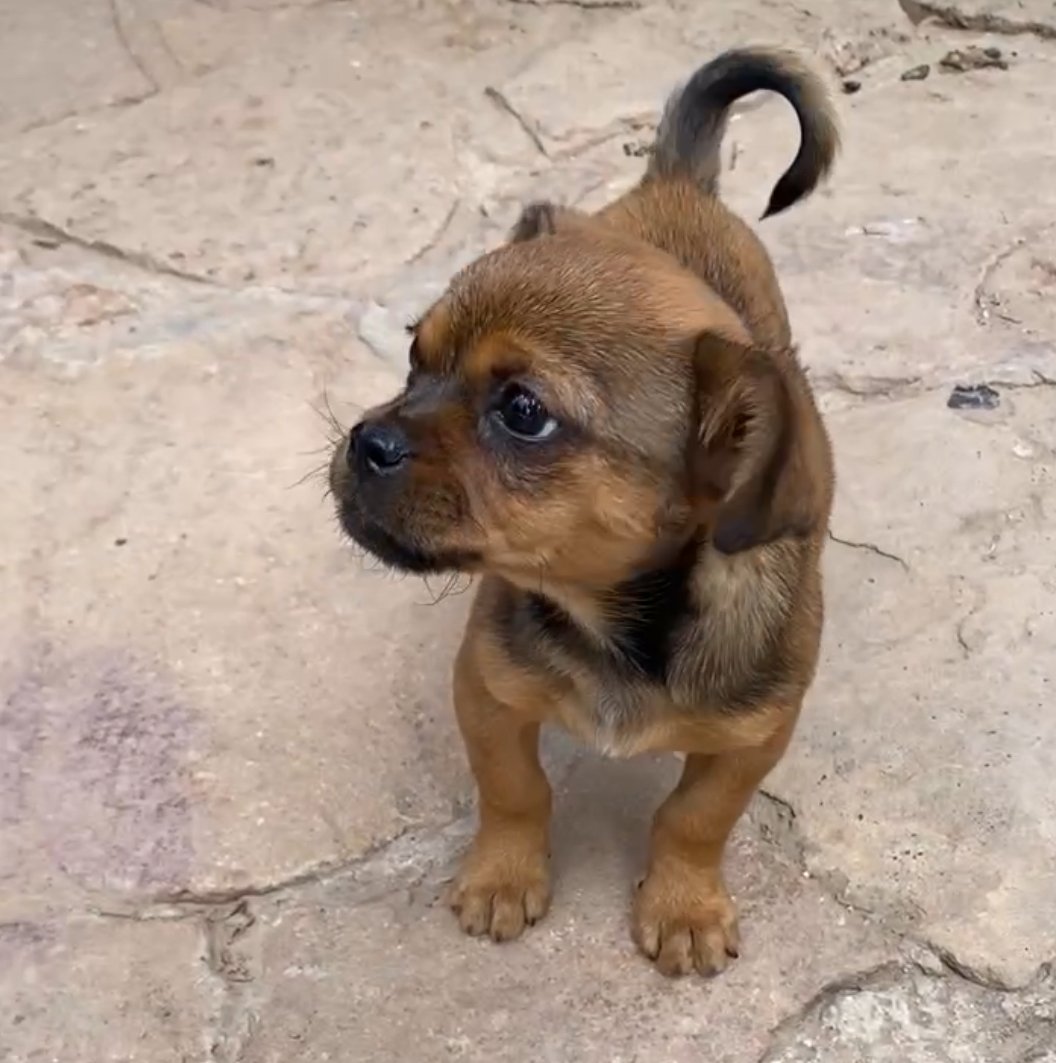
[1,647,195,896]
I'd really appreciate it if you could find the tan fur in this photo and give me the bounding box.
[328,48,838,976]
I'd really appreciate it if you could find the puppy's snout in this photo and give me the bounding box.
[349,420,411,477]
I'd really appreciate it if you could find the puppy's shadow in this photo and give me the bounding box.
[542,726,682,887]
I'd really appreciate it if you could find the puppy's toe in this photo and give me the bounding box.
[634,868,740,978]
[450,885,492,937]
[448,851,551,943]
[656,925,695,978]
[489,882,550,941]
[692,923,738,977]
[523,878,550,925]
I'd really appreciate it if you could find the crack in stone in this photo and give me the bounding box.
[990,370,1056,389]
[483,85,550,158]
[953,579,986,659]
[974,236,1027,325]
[757,961,907,1062]
[955,616,973,656]
[1,212,367,309]
[898,0,1056,39]
[811,370,923,401]
[149,823,468,1060]
[503,0,640,8]
[753,789,806,866]
[812,367,1055,409]
[205,900,256,986]
[406,198,461,265]
[927,940,1053,994]
[157,830,417,908]
[203,900,258,1063]
[83,816,473,923]
[18,92,158,135]
[753,792,888,923]
[89,904,201,924]
[107,0,186,93]
[929,942,1029,992]
[110,0,160,94]
[751,793,1056,997]
[828,530,909,570]
[758,958,1056,1061]
[0,211,221,287]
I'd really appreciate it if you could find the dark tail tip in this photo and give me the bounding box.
[650,48,840,217]
[761,138,834,219]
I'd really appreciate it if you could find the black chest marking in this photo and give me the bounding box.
[519,541,699,685]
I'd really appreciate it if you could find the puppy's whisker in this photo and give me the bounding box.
[288,461,331,490]
[419,570,454,606]
[310,389,348,443]
[322,387,344,429]
[421,574,444,606]
[309,403,342,435]
[428,571,473,605]
[437,572,461,603]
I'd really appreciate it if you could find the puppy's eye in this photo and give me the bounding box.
[493,384,559,441]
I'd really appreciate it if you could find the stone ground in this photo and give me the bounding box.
[1,0,1055,1059]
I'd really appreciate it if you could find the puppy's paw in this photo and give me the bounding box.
[633,867,740,977]
[448,842,550,942]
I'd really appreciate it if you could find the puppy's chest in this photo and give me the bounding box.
[560,671,676,758]
[494,552,790,756]
[507,586,693,756]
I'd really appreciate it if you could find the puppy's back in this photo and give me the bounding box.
[599,181,789,350]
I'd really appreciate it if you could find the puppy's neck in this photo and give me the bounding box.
[512,535,702,684]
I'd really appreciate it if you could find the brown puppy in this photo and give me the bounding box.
[329,48,838,977]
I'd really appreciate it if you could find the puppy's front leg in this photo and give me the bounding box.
[634,713,795,976]
[447,643,552,942]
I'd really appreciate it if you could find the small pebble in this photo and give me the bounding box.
[901,64,930,82]
[947,383,1000,410]
[939,46,1008,73]
[842,78,862,95]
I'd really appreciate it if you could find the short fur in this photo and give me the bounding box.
[328,47,838,976]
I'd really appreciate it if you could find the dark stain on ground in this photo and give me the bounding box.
[1,646,195,895]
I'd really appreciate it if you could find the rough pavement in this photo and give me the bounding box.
[1,0,1054,1060]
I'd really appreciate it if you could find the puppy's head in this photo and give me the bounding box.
[329,227,821,589]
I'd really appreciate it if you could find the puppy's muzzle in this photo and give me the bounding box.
[347,419,412,479]
[333,414,476,575]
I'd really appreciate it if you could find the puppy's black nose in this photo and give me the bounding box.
[349,421,411,476]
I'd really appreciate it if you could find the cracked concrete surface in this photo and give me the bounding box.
[1,0,1055,1059]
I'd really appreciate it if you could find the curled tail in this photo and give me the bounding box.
[648,47,839,218]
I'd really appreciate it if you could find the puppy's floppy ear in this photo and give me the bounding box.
[692,332,823,554]
[508,201,588,243]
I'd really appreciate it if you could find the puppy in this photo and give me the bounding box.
[329,48,838,977]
